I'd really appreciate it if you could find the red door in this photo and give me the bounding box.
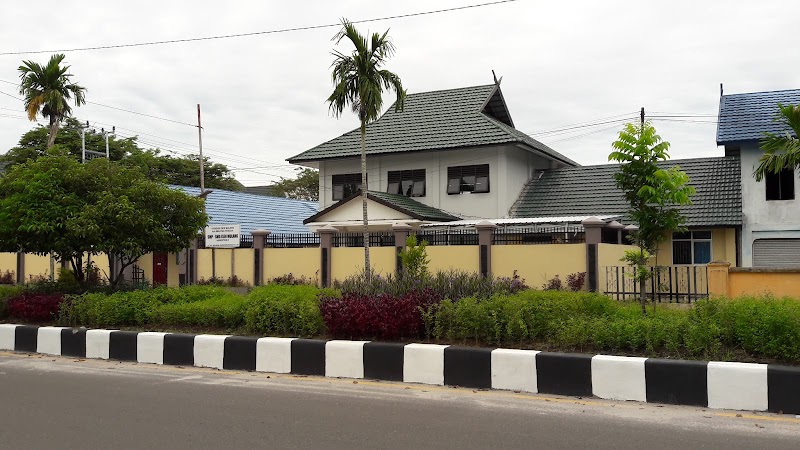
[153,252,168,286]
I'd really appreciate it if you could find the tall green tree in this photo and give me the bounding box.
[753,103,800,181]
[270,168,319,201]
[0,151,207,287]
[18,54,86,148]
[327,19,406,276]
[609,121,695,315]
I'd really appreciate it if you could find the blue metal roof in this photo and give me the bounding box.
[717,89,800,145]
[171,186,318,234]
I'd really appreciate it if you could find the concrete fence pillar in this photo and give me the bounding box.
[317,226,337,288]
[392,222,413,277]
[607,220,624,244]
[474,221,497,278]
[188,235,201,284]
[707,261,731,298]
[582,217,606,292]
[251,229,271,286]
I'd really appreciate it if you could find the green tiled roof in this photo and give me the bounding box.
[510,157,742,227]
[288,84,577,166]
[367,191,459,222]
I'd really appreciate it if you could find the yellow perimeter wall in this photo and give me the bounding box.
[426,246,480,275]
[728,271,800,298]
[597,244,639,292]
[332,247,395,281]
[233,249,255,286]
[264,248,320,283]
[492,244,585,287]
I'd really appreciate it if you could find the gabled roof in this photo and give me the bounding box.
[304,190,459,224]
[172,185,318,234]
[717,89,800,145]
[288,84,577,166]
[510,157,742,227]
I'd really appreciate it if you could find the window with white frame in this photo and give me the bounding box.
[672,230,712,265]
[332,173,362,201]
[446,164,489,194]
[387,169,425,197]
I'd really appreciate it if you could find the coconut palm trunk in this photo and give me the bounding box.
[360,122,370,277]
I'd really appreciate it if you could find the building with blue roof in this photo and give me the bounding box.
[172,186,318,235]
[718,88,800,267]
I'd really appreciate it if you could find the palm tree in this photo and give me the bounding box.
[754,103,800,181]
[327,19,406,277]
[18,53,86,148]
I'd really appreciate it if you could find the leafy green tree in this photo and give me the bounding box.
[18,54,86,148]
[2,118,244,191]
[609,121,695,315]
[399,235,429,280]
[0,151,207,287]
[270,168,319,201]
[753,103,800,181]
[327,19,406,276]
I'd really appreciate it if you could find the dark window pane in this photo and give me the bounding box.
[447,177,461,194]
[461,174,476,192]
[766,170,781,200]
[401,180,413,196]
[412,180,425,197]
[673,240,692,264]
[692,231,711,240]
[694,241,711,264]
[673,231,691,240]
[474,175,489,193]
[780,168,795,200]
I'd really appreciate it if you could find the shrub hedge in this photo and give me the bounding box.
[244,285,332,337]
[6,293,65,322]
[0,285,23,319]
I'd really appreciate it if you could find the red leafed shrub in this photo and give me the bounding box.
[6,293,66,322]
[320,289,439,340]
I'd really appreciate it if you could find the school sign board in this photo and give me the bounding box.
[205,224,241,248]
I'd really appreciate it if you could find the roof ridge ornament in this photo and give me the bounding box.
[491,70,502,86]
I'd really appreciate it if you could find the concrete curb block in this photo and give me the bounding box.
[3,324,799,415]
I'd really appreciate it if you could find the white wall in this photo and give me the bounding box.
[318,145,556,219]
[739,143,800,266]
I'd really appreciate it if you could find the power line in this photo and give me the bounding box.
[0,0,522,56]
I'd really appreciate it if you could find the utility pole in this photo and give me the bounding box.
[80,121,88,163]
[101,126,115,159]
[197,104,205,196]
[640,107,645,125]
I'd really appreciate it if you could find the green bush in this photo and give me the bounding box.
[151,295,248,328]
[60,285,241,327]
[0,285,23,319]
[244,284,334,337]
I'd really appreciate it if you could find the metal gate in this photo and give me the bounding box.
[603,266,709,303]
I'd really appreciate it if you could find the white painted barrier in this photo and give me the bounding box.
[325,340,367,379]
[85,329,114,359]
[37,326,66,356]
[707,361,768,411]
[255,337,295,373]
[403,343,448,385]
[137,332,167,364]
[491,348,539,393]
[193,334,228,369]
[0,324,17,350]
[591,355,648,402]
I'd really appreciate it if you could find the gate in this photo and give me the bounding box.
[603,265,708,303]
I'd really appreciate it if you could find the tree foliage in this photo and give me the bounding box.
[0,151,207,286]
[1,118,244,191]
[609,121,695,315]
[270,168,319,201]
[18,54,86,148]
[327,19,406,276]
[754,103,800,181]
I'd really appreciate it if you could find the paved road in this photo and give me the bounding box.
[0,352,798,449]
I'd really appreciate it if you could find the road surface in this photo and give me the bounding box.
[0,351,797,449]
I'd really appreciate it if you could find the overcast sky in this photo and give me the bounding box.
[0,0,797,186]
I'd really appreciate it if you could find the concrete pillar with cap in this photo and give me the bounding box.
[607,220,625,244]
[317,225,338,287]
[582,217,606,292]
[251,229,271,286]
[392,222,413,277]
[474,220,497,278]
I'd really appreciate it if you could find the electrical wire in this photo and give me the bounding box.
[0,0,522,56]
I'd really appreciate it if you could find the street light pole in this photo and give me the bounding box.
[197,104,205,196]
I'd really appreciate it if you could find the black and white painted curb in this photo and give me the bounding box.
[2,324,799,415]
